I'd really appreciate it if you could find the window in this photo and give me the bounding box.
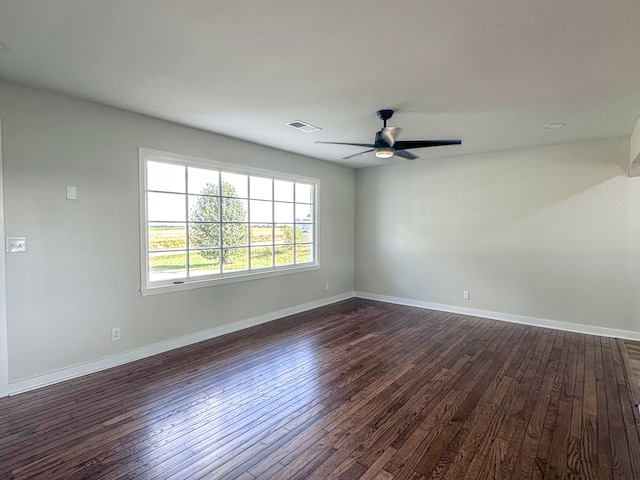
[139,148,318,294]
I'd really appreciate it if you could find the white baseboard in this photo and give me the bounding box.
[9,292,355,396]
[11,291,639,396]
[355,291,640,341]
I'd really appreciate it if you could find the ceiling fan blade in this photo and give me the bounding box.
[316,141,375,148]
[394,149,418,160]
[393,139,462,150]
[381,127,402,146]
[342,149,375,160]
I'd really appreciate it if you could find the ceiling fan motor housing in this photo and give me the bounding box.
[374,130,392,148]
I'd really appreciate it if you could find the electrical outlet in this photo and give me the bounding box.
[325,282,330,291]
[463,291,470,300]
[111,327,121,341]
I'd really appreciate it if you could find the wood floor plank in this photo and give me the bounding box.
[574,334,602,480]
[0,298,638,479]
[613,341,640,477]
[600,337,635,479]
[621,339,640,406]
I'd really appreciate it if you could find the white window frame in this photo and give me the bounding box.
[139,148,319,296]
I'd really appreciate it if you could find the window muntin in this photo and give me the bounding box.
[140,150,318,292]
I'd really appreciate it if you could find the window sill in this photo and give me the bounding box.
[140,263,320,296]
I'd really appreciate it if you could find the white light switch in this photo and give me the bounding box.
[6,237,26,253]
[66,186,77,200]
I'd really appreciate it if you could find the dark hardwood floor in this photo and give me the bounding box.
[1,298,639,479]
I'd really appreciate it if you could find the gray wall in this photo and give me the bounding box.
[0,80,355,382]
[355,138,640,333]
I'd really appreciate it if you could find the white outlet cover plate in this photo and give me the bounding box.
[6,236,26,253]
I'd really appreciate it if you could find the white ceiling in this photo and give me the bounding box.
[0,0,639,168]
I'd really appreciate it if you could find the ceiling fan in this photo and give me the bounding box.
[317,109,461,160]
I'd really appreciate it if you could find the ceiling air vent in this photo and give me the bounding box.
[286,120,321,133]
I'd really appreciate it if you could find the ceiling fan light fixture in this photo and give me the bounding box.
[375,148,394,159]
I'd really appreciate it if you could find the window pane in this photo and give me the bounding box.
[250,224,273,245]
[250,176,272,200]
[188,167,219,195]
[147,192,186,222]
[149,251,186,281]
[295,203,313,223]
[143,152,318,289]
[296,224,313,243]
[249,200,272,223]
[148,223,186,251]
[296,243,313,264]
[274,224,294,244]
[147,161,185,193]
[274,180,294,202]
[189,195,219,222]
[251,246,273,269]
[189,249,220,277]
[222,248,248,272]
[222,198,248,222]
[221,172,248,198]
[275,244,294,266]
[295,183,313,203]
[274,202,294,223]
[222,223,248,247]
[189,223,220,249]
